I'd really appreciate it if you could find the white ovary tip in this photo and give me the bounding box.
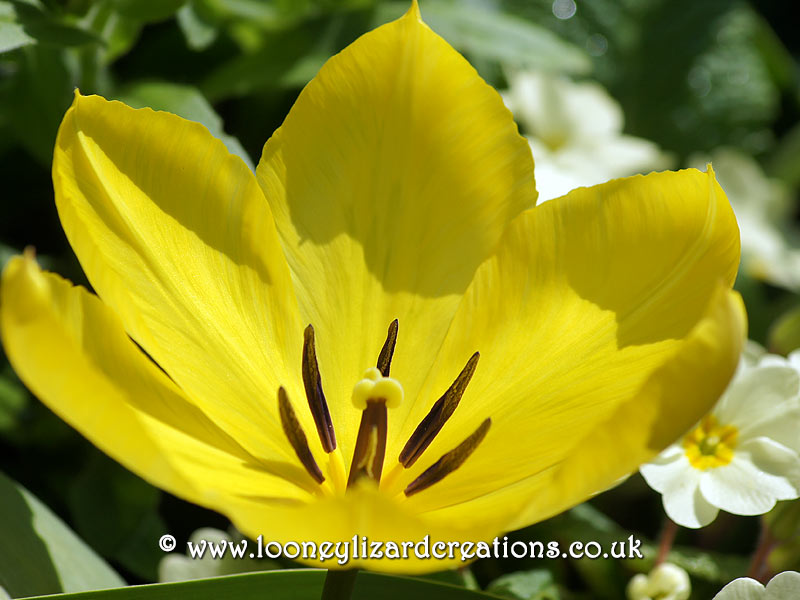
[352,370,404,409]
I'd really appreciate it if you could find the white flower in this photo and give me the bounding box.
[712,571,800,599]
[158,527,271,582]
[627,563,691,600]
[689,149,800,291]
[503,70,671,202]
[640,347,800,528]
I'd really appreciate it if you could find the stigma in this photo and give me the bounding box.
[352,368,404,410]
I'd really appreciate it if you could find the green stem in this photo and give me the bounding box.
[321,569,358,600]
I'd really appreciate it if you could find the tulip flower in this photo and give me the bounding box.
[0,1,744,574]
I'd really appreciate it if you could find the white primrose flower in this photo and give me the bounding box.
[640,348,800,528]
[502,70,671,202]
[712,571,800,599]
[627,563,691,600]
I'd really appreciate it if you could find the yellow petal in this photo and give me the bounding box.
[0,256,313,510]
[226,481,512,574]
[53,92,308,461]
[256,6,537,457]
[386,168,744,529]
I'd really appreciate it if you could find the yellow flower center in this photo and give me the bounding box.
[277,319,491,496]
[682,414,738,470]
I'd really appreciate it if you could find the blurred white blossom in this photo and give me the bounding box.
[712,571,800,599]
[158,527,275,582]
[627,563,691,600]
[690,149,800,290]
[503,70,671,202]
[640,346,800,528]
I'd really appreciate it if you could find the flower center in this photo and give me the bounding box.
[682,414,738,470]
[276,320,490,496]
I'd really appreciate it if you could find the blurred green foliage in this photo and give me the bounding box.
[2,0,800,598]
[0,471,124,597]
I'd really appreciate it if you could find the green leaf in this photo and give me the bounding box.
[0,20,34,52]
[769,530,800,573]
[6,0,100,47]
[18,570,505,599]
[543,502,749,585]
[67,455,167,582]
[116,81,254,170]
[0,471,125,598]
[415,569,478,590]
[176,0,217,50]
[0,2,36,53]
[0,243,19,270]
[768,303,800,355]
[764,500,800,543]
[375,0,590,74]
[202,42,328,100]
[79,1,143,67]
[768,121,800,189]
[202,0,280,27]
[200,17,332,101]
[612,1,781,156]
[110,0,185,23]
[0,365,27,434]
[197,0,365,31]
[2,43,77,164]
[503,0,786,157]
[488,570,560,600]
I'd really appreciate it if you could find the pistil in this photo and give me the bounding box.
[347,367,403,487]
[347,398,388,486]
[346,321,404,488]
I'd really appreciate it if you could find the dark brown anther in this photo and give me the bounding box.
[398,352,479,468]
[347,400,388,487]
[404,418,491,497]
[277,387,325,484]
[302,324,336,453]
[376,319,399,377]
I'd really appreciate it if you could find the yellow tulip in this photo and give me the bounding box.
[0,2,745,573]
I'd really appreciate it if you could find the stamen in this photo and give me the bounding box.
[399,352,479,468]
[302,324,336,453]
[377,319,399,376]
[346,322,403,488]
[404,418,491,497]
[277,387,325,484]
[347,400,388,487]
